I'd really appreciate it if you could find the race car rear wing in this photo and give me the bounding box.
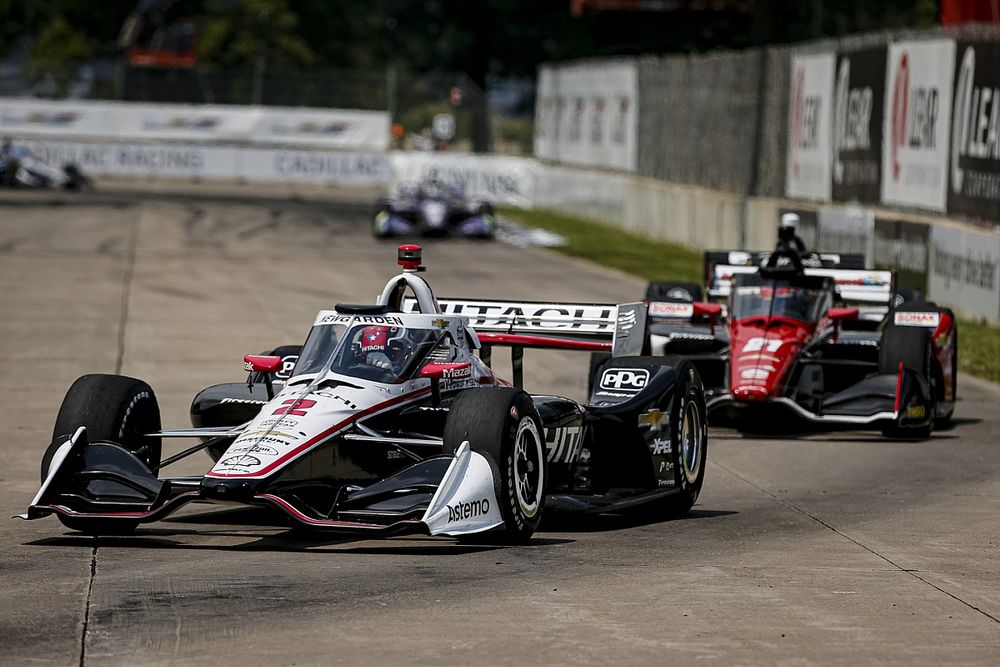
[402,297,649,386]
[701,251,893,322]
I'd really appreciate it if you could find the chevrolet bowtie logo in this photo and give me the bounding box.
[432,318,448,328]
[638,409,667,432]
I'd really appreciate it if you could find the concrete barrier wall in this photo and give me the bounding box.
[11,134,995,321]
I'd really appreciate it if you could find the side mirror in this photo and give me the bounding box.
[244,355,283,373]
[827,307,859,321]
[826,308,858,343]
[244,354,282,400]
[693,302,723,318]
[420,361,472,380]
[420,362,473,406]
[692,301,723,336]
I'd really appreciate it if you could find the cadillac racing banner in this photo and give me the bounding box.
[881,39,956,212]
[786,52,835,201]
[949,41,1000,220]
[832,47,886,204]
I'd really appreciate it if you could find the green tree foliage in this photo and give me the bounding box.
[198,0,315,68]
[0,0,950,80]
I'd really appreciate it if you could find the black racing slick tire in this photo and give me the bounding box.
[645,359,708,518]
[666,361,708,515]
[878,326,934,439]
[645,281,702,303]
[42,374,162,535]
[443,388,546,544]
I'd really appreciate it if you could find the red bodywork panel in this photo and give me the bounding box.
[729,316,818,401]
[932,311,957,402]
[243,355,283,373]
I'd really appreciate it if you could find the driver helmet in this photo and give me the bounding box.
[779,212,799,242]
[358,325,410,371]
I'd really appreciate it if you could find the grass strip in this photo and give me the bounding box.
[501,206,1000,384]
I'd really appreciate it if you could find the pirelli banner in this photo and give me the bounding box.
[949,41,1000,220]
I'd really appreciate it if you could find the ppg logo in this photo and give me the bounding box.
[599,368,650,392]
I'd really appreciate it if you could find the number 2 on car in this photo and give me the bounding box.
[273,398,316,416]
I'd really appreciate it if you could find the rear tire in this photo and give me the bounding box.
[640,360,708,518]
[878,326,933,439]
[443,389,546,544]
[42,374,161,534]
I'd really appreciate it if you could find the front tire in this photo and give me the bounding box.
[443,388,546,544]
[878,326,934,439]
[42,374,162,534]
[642,360,708,518]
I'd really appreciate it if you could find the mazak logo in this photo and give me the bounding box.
[599,368,649,392]
[833,57,873,184]
[447,498,490,523]
[441,365,472,380]
[890,51,940,181]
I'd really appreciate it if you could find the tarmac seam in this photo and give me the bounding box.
[114,216,139,375]
[711,460,1000,625]
[79,542,97,666]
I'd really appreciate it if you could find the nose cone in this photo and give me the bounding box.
[733,385,769,401]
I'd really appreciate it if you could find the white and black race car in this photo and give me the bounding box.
[21,246,708,543]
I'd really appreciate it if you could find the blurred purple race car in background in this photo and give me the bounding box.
[372,179,495,239]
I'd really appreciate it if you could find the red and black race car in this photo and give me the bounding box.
[602,245,956,439]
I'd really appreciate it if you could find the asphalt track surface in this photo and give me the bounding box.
[1,180,998,666]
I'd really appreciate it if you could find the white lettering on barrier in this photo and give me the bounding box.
[0,97,389,150]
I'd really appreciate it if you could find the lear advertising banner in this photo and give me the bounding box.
[817,206,875,267]
[832,47,886,204]
[786,52,835,201]
[534,60,638,172]
[949,41,1000,221]
[881,39,956,212]
[873,217,930,294]
[929,223,1000,320]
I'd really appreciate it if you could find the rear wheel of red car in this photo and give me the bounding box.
[443,388,546,544]
[41,374,162,534]
[878,326,934,439]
